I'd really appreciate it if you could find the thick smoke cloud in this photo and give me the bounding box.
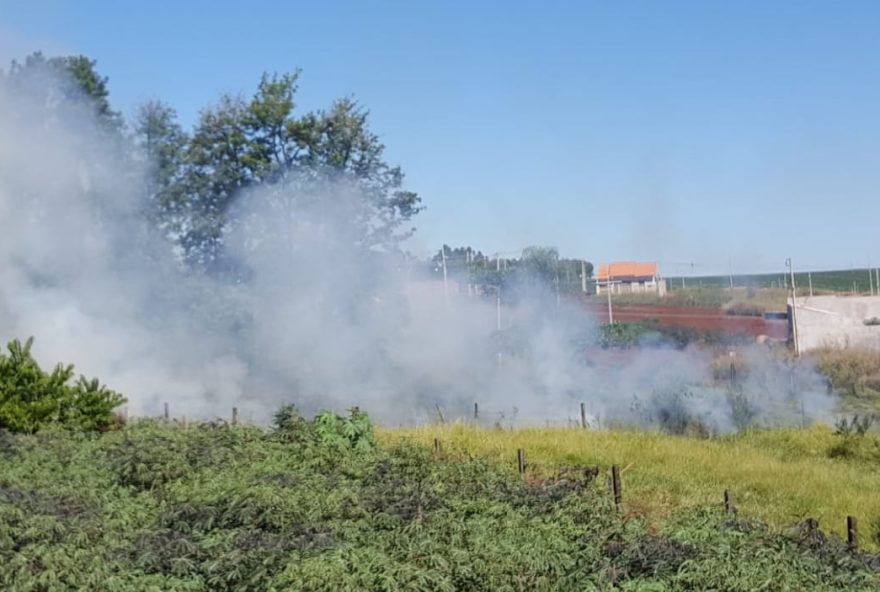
[0,74,839,431]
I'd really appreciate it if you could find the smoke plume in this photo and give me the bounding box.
[0,72,838,431]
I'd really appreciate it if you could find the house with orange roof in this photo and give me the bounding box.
[596,262,666,296]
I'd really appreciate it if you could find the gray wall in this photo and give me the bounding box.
[791,295,880,351]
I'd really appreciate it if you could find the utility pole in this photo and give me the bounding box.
[465,248,471,297]
[555,272,560,312]
[441,247,449,307]
[728,258,734,290]
[605,264,614,324]
[786,258,800,357]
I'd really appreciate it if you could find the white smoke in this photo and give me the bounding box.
[0,71,839,431]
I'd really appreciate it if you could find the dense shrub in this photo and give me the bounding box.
[0,337,125,433]
[1,412,879,590]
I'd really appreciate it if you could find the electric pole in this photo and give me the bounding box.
[605,264,614,324]
[441,247,449,307]
[786,257,799,357]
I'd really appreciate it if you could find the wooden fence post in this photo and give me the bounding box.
[724,489,736,514]
[847,516,859,552]
[517,449,526,474]
[473,402,479,423]
[163,402,169,422]
[580,402,587,429]
[232,406,239,426]
[433,438,442,455]
[611,465,622,510]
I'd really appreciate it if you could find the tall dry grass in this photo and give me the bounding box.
[812,347,880,410]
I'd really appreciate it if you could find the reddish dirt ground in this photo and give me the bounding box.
[583,303,789,340]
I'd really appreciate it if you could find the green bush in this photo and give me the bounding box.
[0,337,125,433]
[1,417,878,591]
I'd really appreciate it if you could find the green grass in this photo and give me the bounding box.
[381,423,880,549]
[668,268,879,295]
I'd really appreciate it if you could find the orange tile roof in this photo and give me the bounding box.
[597,262,658,281]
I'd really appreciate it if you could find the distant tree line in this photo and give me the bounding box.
[428,245,594,296]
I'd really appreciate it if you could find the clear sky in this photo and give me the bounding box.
[2,0,879,275]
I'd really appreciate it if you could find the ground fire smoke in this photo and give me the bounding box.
[0,73,838,431]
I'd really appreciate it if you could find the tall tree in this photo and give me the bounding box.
[133,100,188,228]
[3,52,122,131]
[173,72,422,269]
[520,246,560,286]
[303,98,421,249]
[245,71,307,181]
[180,94,253,268]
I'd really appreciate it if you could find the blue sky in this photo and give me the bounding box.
[2,0,879,275]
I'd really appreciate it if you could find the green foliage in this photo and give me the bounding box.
[430,244,593,297]
[834,414,876,438]
[1,417,878,590]
[827,415,880,461]
[598,320,752,349]
[598,321,660,348]
[0,337,125,433]
[726,392,759,430]
[142,72,423,269]
[312,407,376,453]
[665,286,731,309]
[3,51,122,130]
[815,348,880,410]
[668,268,879,295]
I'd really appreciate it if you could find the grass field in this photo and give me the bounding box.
[667,267,880,295]
[381,423,880,549]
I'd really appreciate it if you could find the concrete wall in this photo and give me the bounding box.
[791,295,880,351]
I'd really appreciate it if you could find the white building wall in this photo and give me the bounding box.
[792,295,880,352]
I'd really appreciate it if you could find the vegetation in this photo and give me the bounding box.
[668,268,880,295]
[431,244,594,297]
[814,347,880,411]
[3,52,422,274]
[598,320,754,349]
[0,413,878,590]
[592,286,790,314]
[0,338,124,434]
[383,424,880,553]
